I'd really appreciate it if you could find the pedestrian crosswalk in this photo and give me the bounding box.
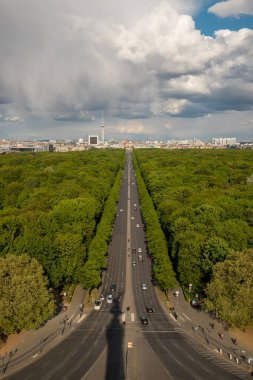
[121,312,135,322]
[187,336,247,379]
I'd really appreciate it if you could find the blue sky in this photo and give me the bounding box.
[0,0,253,141]
[193,0,253,36]
[195,10,253,36]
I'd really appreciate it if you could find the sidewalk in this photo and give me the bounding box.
[0,285,88,375]
[168,288,253,376]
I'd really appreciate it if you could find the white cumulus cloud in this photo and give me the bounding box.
[209,0,253,18]
[0,0,252,140]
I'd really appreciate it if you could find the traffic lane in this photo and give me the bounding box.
[131,330,174,380]
[6,307,122,380]
[144,330,241,380]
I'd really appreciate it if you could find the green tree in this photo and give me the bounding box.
[205,249,253,327]
[0,254,55,335]
[202,237,230,281]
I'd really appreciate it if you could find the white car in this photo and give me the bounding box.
[142,284,147,290]
[120,209,123,212]
[138,248,142,253]
[131,216,134,220]
[94,300,102,310]
[107,294,113,304]
[136,224,140,228]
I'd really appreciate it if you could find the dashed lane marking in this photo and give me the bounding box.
[182,312,191,321]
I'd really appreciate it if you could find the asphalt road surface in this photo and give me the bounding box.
[4,152,247,380]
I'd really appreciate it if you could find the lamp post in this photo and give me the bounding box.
[3,349,18,373]
[61,315,69,335]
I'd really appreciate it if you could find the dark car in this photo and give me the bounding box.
[132,248,136,253]
[146,306,154,313]
[140,316,148,325]
[110,283,116,292]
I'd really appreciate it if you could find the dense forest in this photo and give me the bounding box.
[0,149,124,335]
[133,149,253,327]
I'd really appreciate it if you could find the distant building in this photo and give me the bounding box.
[89,136,98,145]
[212,138,236,146]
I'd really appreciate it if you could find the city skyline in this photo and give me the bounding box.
[0,0,253,141]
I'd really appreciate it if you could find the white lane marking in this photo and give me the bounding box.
[179,315,185,321]
[122,313,126,322]
[76,314,87,323]
[32,354,39,359]
[169,313,181,325]
[182,312,191,321]
[143,330,182,333]
[131,313,135,321]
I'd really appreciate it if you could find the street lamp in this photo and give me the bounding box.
[3,349,18,373]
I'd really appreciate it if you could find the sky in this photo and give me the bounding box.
[0,0,253,142]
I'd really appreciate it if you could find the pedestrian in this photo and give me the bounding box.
[219,332,224,339]
[210,322,214,329]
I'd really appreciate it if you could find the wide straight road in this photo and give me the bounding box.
[3,151,247,380]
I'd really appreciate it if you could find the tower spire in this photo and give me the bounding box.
[101,111,105,144]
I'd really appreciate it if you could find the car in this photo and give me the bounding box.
[131,216,134,220]
[138,248,142,253]
[94,300,102,310]
[142,283,147,290]
[98,292,106,301]
[134,204,137,207]
[136,223,140,228]
[110,283,116,292]
[146,306,154,313]
[140,316,148,325]
[134,207,137,211]
[132,248,136,253]
[132,261,136,266]
[120,209,123,212]
[107,294,113,304]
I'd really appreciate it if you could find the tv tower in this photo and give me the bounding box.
[101,111,105,144]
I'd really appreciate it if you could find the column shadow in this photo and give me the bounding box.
[105,294,125,380]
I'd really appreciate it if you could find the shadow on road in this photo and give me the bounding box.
[105,295,125,380]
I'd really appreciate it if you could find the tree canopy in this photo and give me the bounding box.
[133,149,253,297]
[204,249,253,328]
[0,149,125,289]
[0,254,55,335]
